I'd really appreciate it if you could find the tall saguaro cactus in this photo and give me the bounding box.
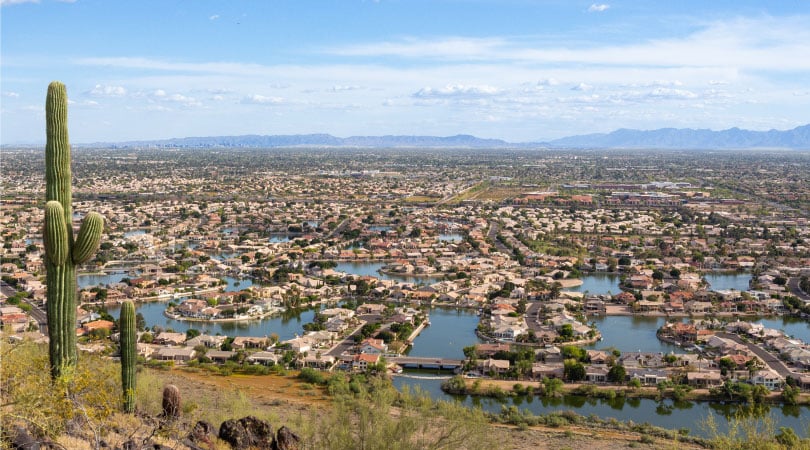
[120,300,137,412]
[43,81,104,379]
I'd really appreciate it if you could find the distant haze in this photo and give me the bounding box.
[61,125,810,150]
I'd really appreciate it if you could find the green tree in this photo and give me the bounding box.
[563,359,586,381]
[607,365,626,383]
[542,377,564,398]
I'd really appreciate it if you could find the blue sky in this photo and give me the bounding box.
[2,0,809,144]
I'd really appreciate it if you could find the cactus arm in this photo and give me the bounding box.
[44,201,69,266]
[73,212,104,265]
[120,300,137,413]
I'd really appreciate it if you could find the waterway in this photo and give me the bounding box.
[571,273,622,295]
[391,376,809,438]
[78,273,131,288]
[404,307,483,359]
[101,271,806,436]
[106,301,316,340]
[569,272,753,297]
[704,272,751,291]
[586,315,687,354]
[334,261,442,283]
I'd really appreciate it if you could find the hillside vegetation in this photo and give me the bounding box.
[3,337,809,449]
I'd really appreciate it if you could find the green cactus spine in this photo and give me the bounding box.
[120,300,137,413]
[43,81,104,379]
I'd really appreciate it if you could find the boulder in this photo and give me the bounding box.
[273,426,300,450]
[218,416,274,449]
[188,420,216,447]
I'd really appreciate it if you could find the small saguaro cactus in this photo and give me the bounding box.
[43,81,105,379]
[120,300,137,413]
[162,384,182,419]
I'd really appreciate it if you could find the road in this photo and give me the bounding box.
[1,281,48,336]
[718,332,794,379]
[486,221,514,257]
[788,277,810,302]
[324,314,384,357]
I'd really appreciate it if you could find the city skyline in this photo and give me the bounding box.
[2,0,809,144]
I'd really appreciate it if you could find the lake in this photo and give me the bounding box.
[586,315,687,354]
[107,271,806,437]
[78,272,131,288]
[106,301,316,340]
[405,307,483,359]
[571,273,621,295]
[704,272,751,291]
[391,376,809,438]
[335,261,442,282]
[569,272,752,297]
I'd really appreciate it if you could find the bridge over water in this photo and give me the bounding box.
[387,356,464,370]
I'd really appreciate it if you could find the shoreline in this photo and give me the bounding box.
[162,307,284,323]
[441,377,810,406]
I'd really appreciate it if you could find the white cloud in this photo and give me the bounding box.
[648,87,698,99]
[332,36,508,60]
[323,17,810,72]
[571,83,593,91]
[2,91,20,98]
[413,84,502,98]
[588,4,609,13]
[330,85,362,92]
[537,78,559,86]
[241,94,284,104]
[87,84,127,97]
[209,14,220,20]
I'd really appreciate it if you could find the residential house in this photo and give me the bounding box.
[360,338,388,355]
[247,351,281,366]
[232,336,268,349]
[206,350,237,363]
[353,353,381,371]
[585,365,610,383]
[301,354,336,370]
[154,347,196,362]
[154,332,187,346]
[686,371,723,388]
[627,369,669,385]
[476,358,510,376]
[531,363,564,379]
[185,334,227,349]
[751,370,783,390]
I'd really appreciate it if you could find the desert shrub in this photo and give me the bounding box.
[1,339,120,442]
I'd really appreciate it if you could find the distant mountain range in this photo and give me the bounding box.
[83,124,810,150]
[102,134,512,149]
[544,124,810,149]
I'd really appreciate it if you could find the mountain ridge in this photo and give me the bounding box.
[544,124,810,149]
[9,124,809,150]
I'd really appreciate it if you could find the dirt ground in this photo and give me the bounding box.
[165,369,707,450]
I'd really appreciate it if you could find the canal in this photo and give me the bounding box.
[391,376,809,438]
[99,270,806,436]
